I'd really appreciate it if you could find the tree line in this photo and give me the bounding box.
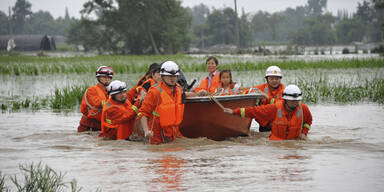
[0,0,75,36]
[1,0,383,54]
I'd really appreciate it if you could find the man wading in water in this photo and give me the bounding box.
[242,65,285,132]
[77,66,114,132]
[137,61,196,144]
[224,85,312,140]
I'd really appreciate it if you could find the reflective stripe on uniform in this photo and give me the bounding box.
[131,105,138,113]
[152,111,160,117]
[84,89,101,111]
[105,113,112,124]
[136,87,140,94]
[304,123,311,130]
[270,98,275,104]
[277,108,282,118]
[264,87,269,94]
[297,107,302,118]
[240,108,245,118]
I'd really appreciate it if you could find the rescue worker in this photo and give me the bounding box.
[243,65,285,132]
[194,56,221,96]
[245,65,285,104]
[77,66,113,132]
[138,61,193,144]
[126,63,162,103]
[126,63,161,103]
[99,80,141,140]
[224,85,312,140]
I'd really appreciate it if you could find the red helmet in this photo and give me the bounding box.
[96,66,114,77]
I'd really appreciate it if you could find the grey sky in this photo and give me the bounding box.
[0,0,364,19]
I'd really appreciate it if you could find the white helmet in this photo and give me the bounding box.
[265,66,282,77]
[160,61,180,76]
[107,80,127,95]
[282,85,302,100]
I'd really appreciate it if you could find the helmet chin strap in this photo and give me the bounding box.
[112,94,126,104]
[284,101,297,111]
[161,76,176,88]
[97,77,111,87]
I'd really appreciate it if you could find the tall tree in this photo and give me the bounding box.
[190,4,210,48]
[306,0,327,16]
[0,11,9,35]
[74,0,191,54]
[250,11,270,43]
[335,17,365,44]
[24,11,54,34]
[65,7,70,20]
[12,0,32,34]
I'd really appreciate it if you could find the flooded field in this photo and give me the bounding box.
[0,104,383,191]
[0,55,384,191]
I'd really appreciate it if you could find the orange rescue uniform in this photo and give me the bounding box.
[137,82,184,144]
[233,101,312,140]
[194,71,221,94]
[77,83,108,132]
[126,78,157,104]
[99,98,139,140]
[244,83,285,105]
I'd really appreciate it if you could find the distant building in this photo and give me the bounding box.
[0,35,56,51]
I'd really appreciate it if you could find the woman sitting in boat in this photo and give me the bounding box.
[99,80,142,140]
[194,56,221,96]
[224,85,312,141]
[138,61,195,144]
[126,63,161,103]
[214,69,240,96]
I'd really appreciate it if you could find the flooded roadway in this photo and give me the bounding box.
[1,104,383,191]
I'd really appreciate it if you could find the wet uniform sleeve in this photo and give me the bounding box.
[301,104,312,135]
[233,104,277,127]
[86,87,104,108]
[104,104,137,124]
[138,87,159,118]
[126,86,138,104]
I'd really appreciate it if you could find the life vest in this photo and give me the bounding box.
[270,101,303,140]
[100,98,137,140]
[195,71,221,94]
[253,83,285,104]
[152,82,184,140]
[80,84,108,121]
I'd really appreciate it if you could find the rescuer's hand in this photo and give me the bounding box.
[223,108,233,114]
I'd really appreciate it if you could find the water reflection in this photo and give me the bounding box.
[147,155,186,192]
[265,152,313,183]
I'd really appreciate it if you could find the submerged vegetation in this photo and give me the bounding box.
[0,162,82,192]
[0,55,383,76]
[1,85,86,112]
[0,55,383,112]
[1,77,383,112]
[299,78,384,104]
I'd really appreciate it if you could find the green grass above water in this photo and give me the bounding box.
[0,55,383,76]
[0,162,84,192]
[1,78,383,112]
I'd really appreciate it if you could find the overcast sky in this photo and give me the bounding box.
[0,0,364,19]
